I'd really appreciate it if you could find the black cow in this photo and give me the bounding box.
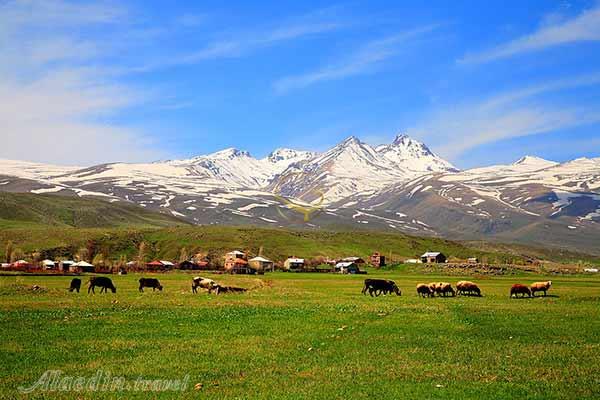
[212,285,247,295]
[88,277,116,294]
[362,279,401,297]
[139,278,163,292]
[69,278,81,293]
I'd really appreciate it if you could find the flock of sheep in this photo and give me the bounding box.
[69,276,553,299]
[363,279,553,298]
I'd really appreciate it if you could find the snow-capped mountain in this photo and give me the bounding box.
[1,135,599,254]
[376,134,458,173]
[268,134,457,202]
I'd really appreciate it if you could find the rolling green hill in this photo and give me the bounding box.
[0,192,188,229]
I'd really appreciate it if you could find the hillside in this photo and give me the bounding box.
[0,192,189,229]
[0,224,598,267]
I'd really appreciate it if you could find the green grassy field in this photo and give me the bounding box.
[1,271,598,399]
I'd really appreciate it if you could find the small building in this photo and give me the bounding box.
[59,260,75,272]
[341,256,365,264]
[421,252,447,264]
[249,256,274,272]
[73,261,95,273]
[284,257,305,271]
[224,251,252,274]
[370,252,386,267]
[146,260,166,270]
[467,257,479,264]
[160,260,175,269]
[335,261,360,274]
[42,259,56,270]
[178,260,197,270]
[12,260,31,270]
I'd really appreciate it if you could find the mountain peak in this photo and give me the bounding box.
[512,155,557,169]
[208,148,251,160]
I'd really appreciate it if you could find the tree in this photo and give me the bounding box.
[137,242,147,267]
[10,248,24,263]
[76,247,89,262]
[92,253,105,267]
[179,247,189,263]
[5,241,14,263]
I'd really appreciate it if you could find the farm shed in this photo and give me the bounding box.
[249,256,274,272]
[284,257,305,271]
[42,259,55,269]
[146,260,171,271]
[468,257,479,264]
[341,256,365,264]
[335,261,360,274]
[59,260,75,272]
[73,261,95,273]
[421,252,447,264]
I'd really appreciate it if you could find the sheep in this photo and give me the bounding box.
[69,278,81,293]
[88,277,116,294]
[192,276,217,294]
[417,283,434,298]
[510,284,531,298]
[431,282,455,297]
[139,278,163,292]
[530,281,552,297]
[456,281,481,297]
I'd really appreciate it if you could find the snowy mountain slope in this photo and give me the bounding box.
[268,134,456,203]
[1,137,599,253]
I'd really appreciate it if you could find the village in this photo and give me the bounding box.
[1,249,466,275]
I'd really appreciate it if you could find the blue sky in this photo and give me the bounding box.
[1,0,600,168]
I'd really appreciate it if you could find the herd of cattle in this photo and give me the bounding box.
[67,276,553,298]
[362,279,553,298]
[69,276,246,295]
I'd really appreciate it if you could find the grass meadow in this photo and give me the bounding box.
[0,270,598,399]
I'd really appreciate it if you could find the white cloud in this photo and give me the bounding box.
[0,0,166,165]
[273,26,438,93]
[461,5,600,63]
[410,74,600,158]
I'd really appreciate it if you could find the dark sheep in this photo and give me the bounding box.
[88,277,116,294]
[361,279,401,297]
[510,284,531,298]
[69,278,81,293]
[416,283,434,298]
[139,278,163,292]
[212,285,247,295]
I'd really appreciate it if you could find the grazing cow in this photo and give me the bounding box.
[212,285,247,295]
[192,276,217,294]
[456,281,481,297]
[430,282,455,297]
[362,279,401,297]
[88,277,116,294]
[530,281,552,297]
[139,277,163,292]
[510,284,531,298]
[416,283,434,298]
[69,278,81,293]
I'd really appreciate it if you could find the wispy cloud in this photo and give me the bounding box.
[0,0,165,165]
[273,25,438,93]
[131,6,348,71]
[409,74,600,159]
[460,5,600,64]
